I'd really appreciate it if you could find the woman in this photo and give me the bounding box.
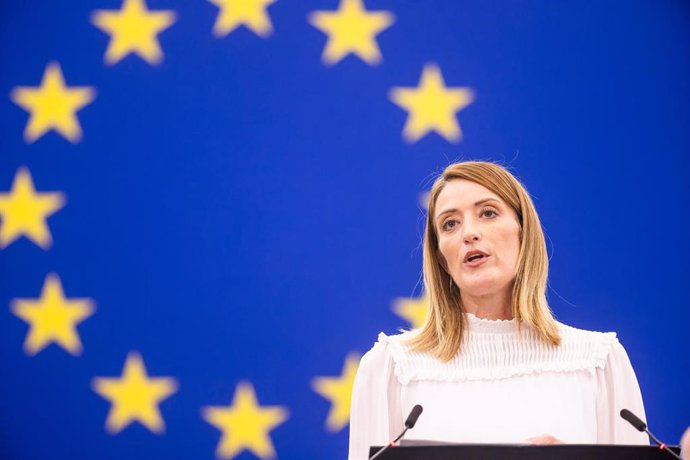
[349,161,647,459]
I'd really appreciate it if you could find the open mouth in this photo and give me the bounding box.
[463,250,489,265]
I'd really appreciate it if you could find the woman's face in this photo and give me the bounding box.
[434,179,521,300]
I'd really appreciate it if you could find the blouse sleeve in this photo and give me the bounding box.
[348,339,403,460]
[595,339,649,445]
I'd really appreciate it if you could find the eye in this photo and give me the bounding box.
[441,219,459,232]
[480,207,498,218]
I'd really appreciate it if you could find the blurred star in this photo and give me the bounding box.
[393,293,429,329]
[312,353,360,432]
[389,63,475,143]
[10,62,95,143]
[0,167,66,249]
[92,352,178,434]
[11,274,95,356]
[91,0,176,65]
[202,381,288,459]
[309,0,394,66]
[209,0,277,38]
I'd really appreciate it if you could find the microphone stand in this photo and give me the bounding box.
[643,427,682,460]
[620,409,681,460]
[368,405,423,460]
[369,426,410,460]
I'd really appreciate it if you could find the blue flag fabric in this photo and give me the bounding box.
[1,1,689,459]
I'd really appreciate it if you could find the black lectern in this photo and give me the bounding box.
[369,443,682,459]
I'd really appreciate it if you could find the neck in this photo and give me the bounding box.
[460,288,513,320]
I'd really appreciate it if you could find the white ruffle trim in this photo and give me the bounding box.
[377,322,618,385]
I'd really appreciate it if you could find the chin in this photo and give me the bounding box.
[457,275,512,298]
[460,286,496,298]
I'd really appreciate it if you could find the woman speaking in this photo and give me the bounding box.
[348,161,647,459]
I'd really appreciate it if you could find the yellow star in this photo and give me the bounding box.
[393,293,429,329]
[0,167,66,249]
[308,0,394,66]
[91,0,176,65]
[10,62,95,143]
[389,63,475,143]
[311,353,360,432]
[202,381,288,459]
[209,0,277,38]
[92,352,178,434]
[11,274,94,356]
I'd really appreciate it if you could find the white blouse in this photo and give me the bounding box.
[349,314,648,460]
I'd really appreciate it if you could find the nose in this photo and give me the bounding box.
[462,219,481,243]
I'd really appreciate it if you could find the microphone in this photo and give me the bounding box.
[620,409,647,431]
[405,404,423,429]
[369,405,423,460]
[620,409,681,460]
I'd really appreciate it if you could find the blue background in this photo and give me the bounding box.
[1,0,688,458]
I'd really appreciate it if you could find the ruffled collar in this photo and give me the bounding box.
[464,312,517,334]
[378,321,618,383]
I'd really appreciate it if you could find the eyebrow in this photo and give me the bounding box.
[435,198,501,221]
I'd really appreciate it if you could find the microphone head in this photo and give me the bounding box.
[620,409,647,432]
[405,405,423,429]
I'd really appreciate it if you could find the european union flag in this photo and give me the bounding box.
[1,1,688,458]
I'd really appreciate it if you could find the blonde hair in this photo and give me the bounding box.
[410,161,561,361]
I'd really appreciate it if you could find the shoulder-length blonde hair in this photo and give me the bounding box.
[409,161,561,361]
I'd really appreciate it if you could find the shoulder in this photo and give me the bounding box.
[359,331,413,370]
[351,332,409,395]
[354,331,417,383]
[356,332,404,370]
[556,322,620,369]
[372,330,421,362]
[557,321,617,341]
